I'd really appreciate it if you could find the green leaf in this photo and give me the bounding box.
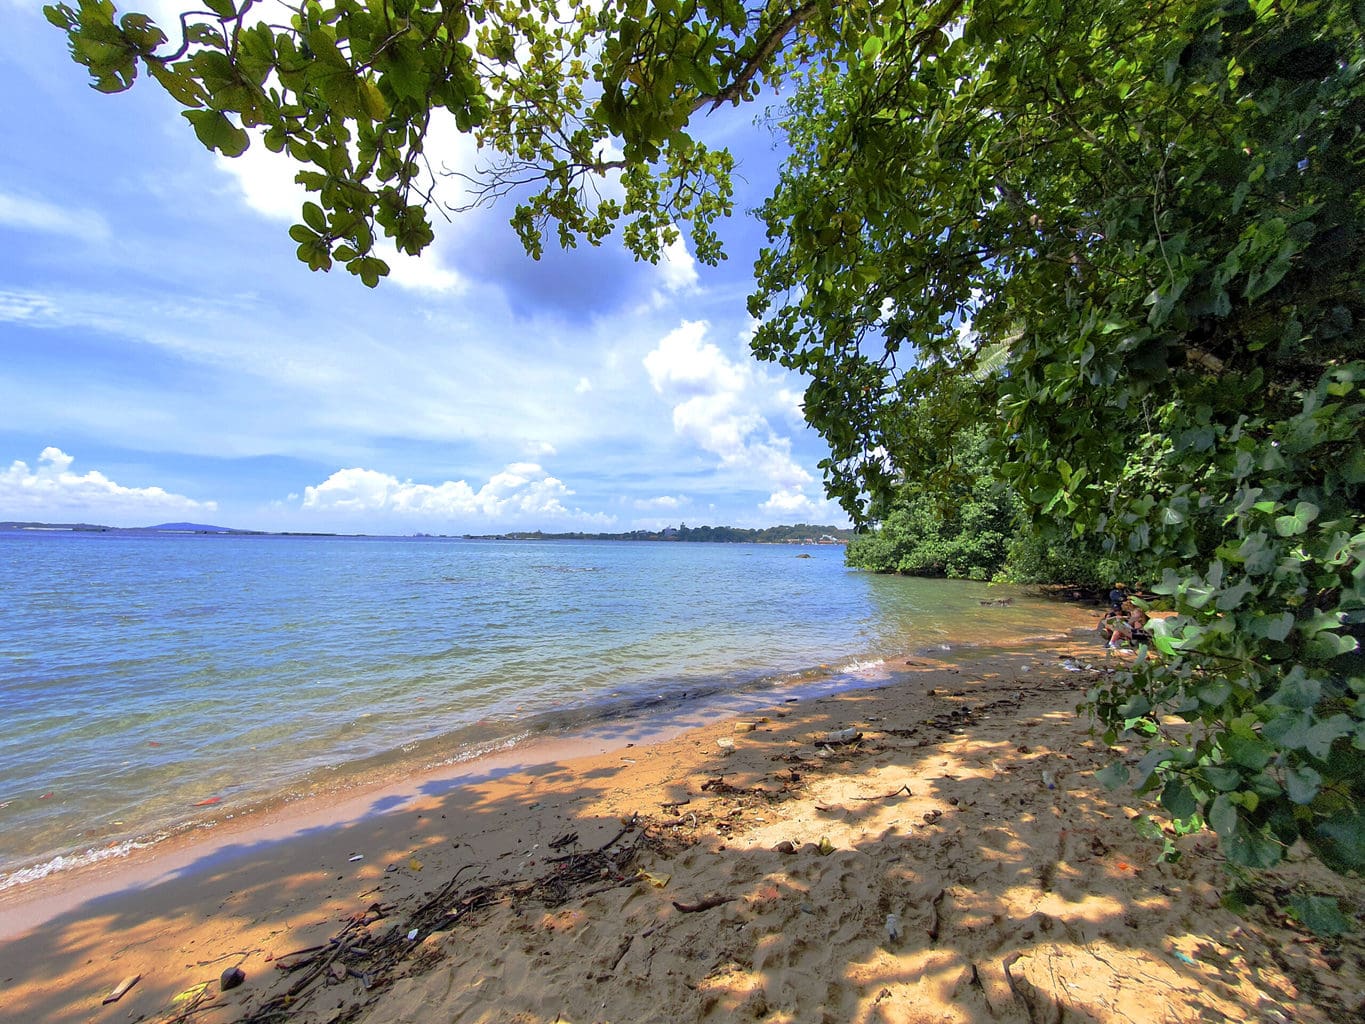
[1275,501,1319,537]
[1224,819,1283,869]
[1269,670,1320,710]
[1224,733,1274,770]
[1095,761,1130,790]
[148,62,208,107]
[359,78,388,120]
[1250,611,1295,641]
[1308,805,1365,874]
[1208,794,1238,837]
[1152,632,1182,656]
[1203,765,1242,791]
[302,202,327,233]
[1286,895,1353,937]
[1161,777,1197,819]
[182,109,248,156]
[1283,765,1321,804]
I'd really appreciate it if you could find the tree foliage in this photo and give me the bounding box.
[49,0,1364,898]
[750,0,1365,887]
[844,421,1020,579]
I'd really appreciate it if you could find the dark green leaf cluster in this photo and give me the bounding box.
[749,0,1364,903]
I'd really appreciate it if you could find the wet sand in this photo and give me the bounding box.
[1,634,1359,1024]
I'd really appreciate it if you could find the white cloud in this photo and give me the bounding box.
[300,461,604,522]
[632,229,701,311]
[657,231,699,293]
[0,191,110,243]
[633,495,685,510]
[0,448,215,522]
[214,143,304,222]
[759,488,843,521]
[574,377,593,394]
[644,320,817,497]
[644,320,746,397]
[382,242,467,294]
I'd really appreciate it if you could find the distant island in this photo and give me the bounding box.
[0,520,265,535]
[1,521,853,544]
[464,524,854,544]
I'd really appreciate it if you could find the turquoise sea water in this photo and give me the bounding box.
[0,530,1086,888]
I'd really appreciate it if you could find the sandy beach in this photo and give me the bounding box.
[1,633,1360,1024]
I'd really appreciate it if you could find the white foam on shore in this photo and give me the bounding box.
[836,657,886,675]
[0,837,161,892]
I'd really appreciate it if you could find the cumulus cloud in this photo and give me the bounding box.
[644,320,747,398]
[632,228,702,311]
[657,231,699,293]
[300,462,606,523]
[633,495,686,510]
[214,142,304,223]
[644,320,812,491]
[382,242,467,294]
[0,448,216,521]
[759,488,843,521]
[0,191,110,243]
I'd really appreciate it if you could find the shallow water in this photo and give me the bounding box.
[0,530,1084,886]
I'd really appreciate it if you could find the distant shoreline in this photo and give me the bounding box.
[1,522,853,544]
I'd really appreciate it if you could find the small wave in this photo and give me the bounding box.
[835,657,886,674]
[428,731,531,770]
[0,836,160,892]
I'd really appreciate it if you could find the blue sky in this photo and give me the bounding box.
[0,1,850,534]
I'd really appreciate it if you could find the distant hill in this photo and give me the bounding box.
[0,521,254,534]
[143,522,240,533]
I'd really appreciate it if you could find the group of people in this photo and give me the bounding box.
[1098,583,1152,650]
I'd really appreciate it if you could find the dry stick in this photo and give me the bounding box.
[608,935,634,972]
[548,819,636,864]
[1003,951,1060,1024]
[410,862,477,922]
[270,943,327,965]
[928,888,947,943]
[671,894,734,913]
[853,784,913,801]
[165,996,225,1023]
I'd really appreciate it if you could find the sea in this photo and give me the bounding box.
[0,529,1090,890]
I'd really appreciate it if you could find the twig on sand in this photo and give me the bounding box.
[928,888,946,943]
[853,784,912,801]
[609,935,634,971]
[671,894,734,913]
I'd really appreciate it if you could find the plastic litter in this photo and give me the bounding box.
[102,974,140,1005]
[885,913,902,945]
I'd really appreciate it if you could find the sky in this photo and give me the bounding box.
[0,1,851,535]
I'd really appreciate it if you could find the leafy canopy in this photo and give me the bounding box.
[751,0,1364,888]
[50,0,1365,895]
